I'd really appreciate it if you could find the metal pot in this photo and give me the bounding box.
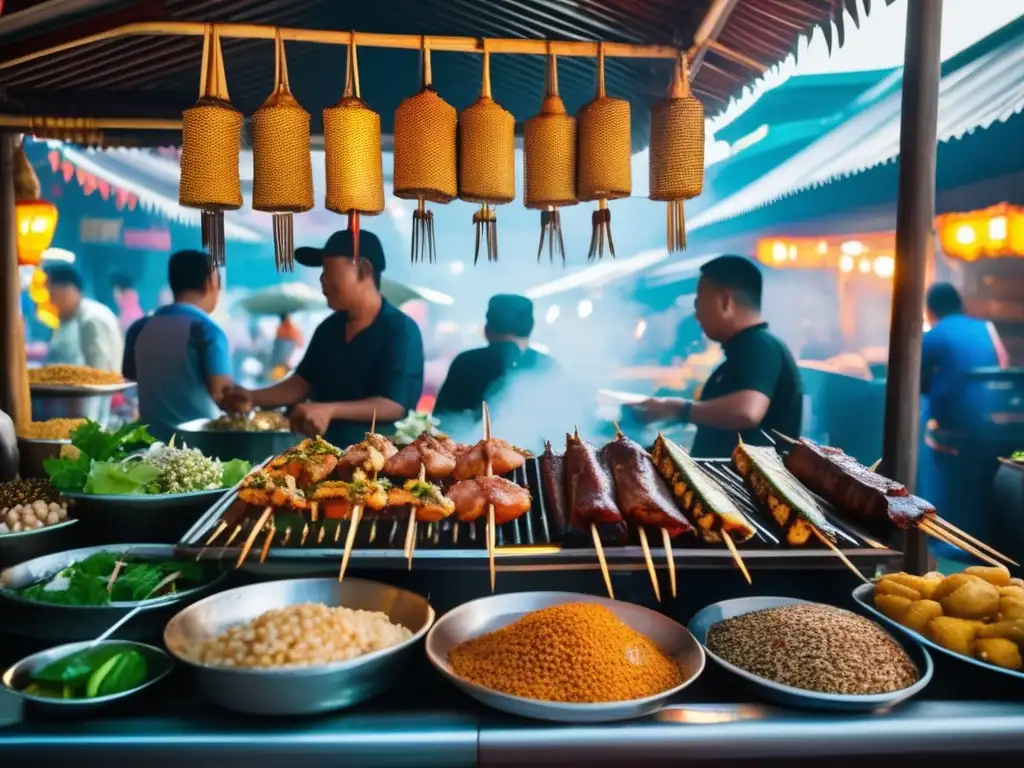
[174,417,298,466]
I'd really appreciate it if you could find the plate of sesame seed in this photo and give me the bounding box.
[688,596,933,712]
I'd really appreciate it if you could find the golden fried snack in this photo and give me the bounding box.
[874,593,913,622]
[976,638,1023,670]
[939,577,1000,620]
[933,573,984,601]
[965,565,1011,587]
[977,619,1024,644]
[876,578,922,602]
[1010,577,1024,590]
[902,600,943,633]
[998,596,1024,621]
[925,616,978,656]
[884,572,940,600]
[923,571,945,581]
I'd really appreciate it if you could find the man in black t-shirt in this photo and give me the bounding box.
[633,255,802,458]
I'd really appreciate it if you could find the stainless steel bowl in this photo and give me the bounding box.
[16,436,67,479]
[163,577,435,716]
[0,543,227,643]
[852,582,1024,681]
[174,417,298,466]
[0,518,79,570]
[2,639,173,713]
[425,591,706,723]
[688,596,933,712]
[64,488,227,543]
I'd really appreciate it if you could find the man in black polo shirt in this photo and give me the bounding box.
[222,230,424,446]
[634,255,802,458]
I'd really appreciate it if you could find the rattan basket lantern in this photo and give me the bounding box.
[649,54,704,252]
[179,25,243,267]
[393,38,457,263]
[577,43,631,260]
[323,35,385,264]
[251,29,314,272]
[459,47,515,264]
[524,52,576,264]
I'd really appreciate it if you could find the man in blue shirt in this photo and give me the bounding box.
[122,250,232,441]
[222,230,424,447]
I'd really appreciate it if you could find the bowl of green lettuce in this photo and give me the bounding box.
[43,421,250,543]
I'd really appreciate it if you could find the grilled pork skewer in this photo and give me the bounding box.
[337,432,398,475]
[239,470,310,511]
[314,473,390,518]
[449,475,532,525]
[453,437,527,481]
[269,436,341,485]
[565,431,621,598]
[384,433,458,479]
[387,479,455,523]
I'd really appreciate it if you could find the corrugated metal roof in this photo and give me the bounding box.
[689,15,1024,230]
[0,0,893,147]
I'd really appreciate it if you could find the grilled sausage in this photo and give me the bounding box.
[540,441,570,537]
[565,433,623,526]
[602,434,694,538]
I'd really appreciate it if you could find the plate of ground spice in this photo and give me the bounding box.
[688,596,932,712]
[426,592,705,722]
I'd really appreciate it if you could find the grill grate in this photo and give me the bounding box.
[178,454,893,566]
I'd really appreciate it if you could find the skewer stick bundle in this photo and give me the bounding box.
[236,506,274,568]
[919,519,1003,568]
[933,518,1018,566]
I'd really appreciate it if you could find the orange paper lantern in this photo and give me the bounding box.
[16,199,58,266]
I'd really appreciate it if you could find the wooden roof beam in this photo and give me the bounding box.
[688,0,742,77]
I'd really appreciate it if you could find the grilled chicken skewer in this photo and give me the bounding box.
[453,436,527,481]
[337,432,398,476]
[448,476,532,525]
[384,433,459,479]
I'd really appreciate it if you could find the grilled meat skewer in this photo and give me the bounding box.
[337,433,398,476]
[449,475,532,525]
[384,434,458,479]
[269,436,341,485]
[453,438,527,481]
[564,433,624,527]
[602,433,694,538]
[313,472,390,519]
[387,478,455,523]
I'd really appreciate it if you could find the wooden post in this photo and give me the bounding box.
[0,132,22,423]
[881,1,943,575]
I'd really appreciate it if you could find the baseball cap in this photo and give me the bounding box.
[294,229,387,277]
[487,294,534,337]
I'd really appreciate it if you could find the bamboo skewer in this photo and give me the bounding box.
[237,506,273,568]
[591,523,614,599]
[339,505,363,582]
[811,527,871,584]
[637,527,661,602]
[196,519,229,560]
[483,402,496,592]
[920,519,1003,568]
[300,522,310,547]
[405,464,425,571]
[281,525,293,546]
[721,530,752,585]
[224,523,244,548]
[932,517,1018,566]
[661,527,677,598]
[259,523,276,563]
[334,522,342,543]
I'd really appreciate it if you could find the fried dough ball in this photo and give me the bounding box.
[876,578,921,602]
[902,600,943,633]
[925,616,978,657]
[964,565,1011,587]
[932,573,982,601]
[977,619,1024,644]
[976,638,1022,670]
[998,596,1024,621]
[940,576,1000,620]
[998,586,1024,600]
[1009,578,1024,590]
[874,593,914,622]
[884,573,940,600]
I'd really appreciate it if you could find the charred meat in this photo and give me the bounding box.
[602,433,694,538]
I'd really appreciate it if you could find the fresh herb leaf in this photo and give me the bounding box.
[33,646,122,685]
[221,458,252,488]
[83,460,162,495]
[91,650,148,697]
[43,450,92,493]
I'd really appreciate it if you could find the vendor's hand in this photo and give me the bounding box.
[220,386,254,415]
[631,397,687,424]
[290,403,335,437]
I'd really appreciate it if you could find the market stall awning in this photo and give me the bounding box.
[688,15,1024,230]
[0,0,895,147]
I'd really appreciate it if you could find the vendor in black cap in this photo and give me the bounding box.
[434,294,557,420]
[222,230,424,445]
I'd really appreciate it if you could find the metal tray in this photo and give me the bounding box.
[688,596,933,711]
[0,543,227,643]
[176,457,902,575]
[163,577,435,716]
[29,382,137,398]
[426,591,705,722]
[852,582,1024,681]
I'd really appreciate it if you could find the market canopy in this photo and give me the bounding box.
[0,0,895,148]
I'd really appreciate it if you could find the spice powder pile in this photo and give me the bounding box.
[706,604,918,695]
[448,603,683,703]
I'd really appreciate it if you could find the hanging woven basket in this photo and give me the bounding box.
[323,34,385,264]
[393,38,457,263]
[459,47,515,264]
[524,52,576,264]
[251,28,314,272]
[649,53,704,252]
[179,24,243,267]
[576,43,631,259]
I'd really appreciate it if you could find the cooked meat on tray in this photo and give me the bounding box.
[383,434,458,479]
[540,440,627,545]
[239,470,310,511]
[602,433,694,538]
[312,472,391,519]
[449,475,532,525]
[387,478,456,522]
[453,438,527,481]
[783,438,935,528]
[732,441,839,546]
[268,436,341,485]
[337,433,398,476]
[650,434,755,544]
